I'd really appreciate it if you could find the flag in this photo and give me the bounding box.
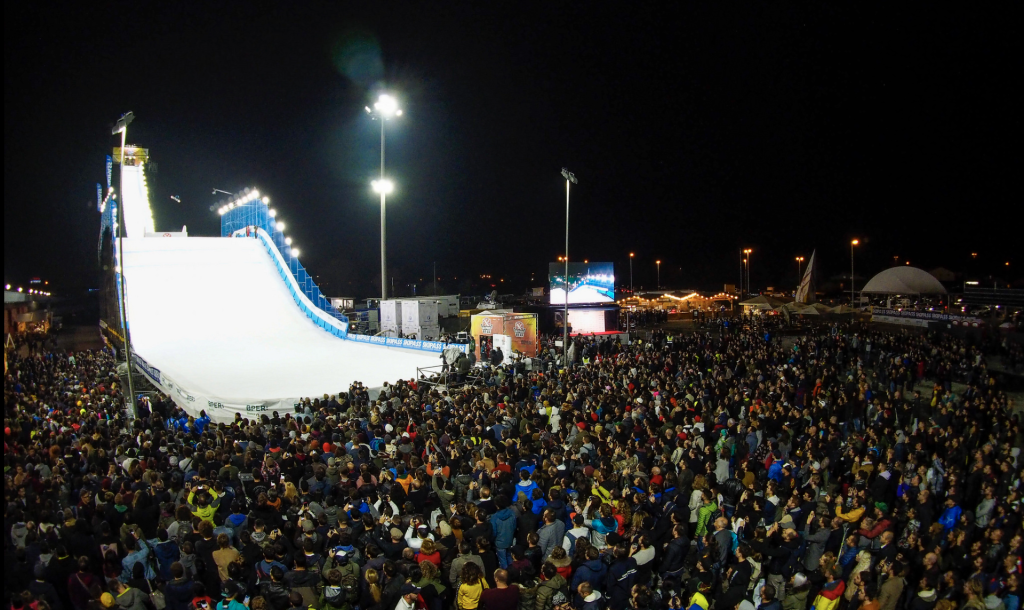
[795,250,816,303]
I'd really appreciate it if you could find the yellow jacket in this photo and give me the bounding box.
[835,504,865,523]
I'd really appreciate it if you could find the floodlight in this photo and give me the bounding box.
[374,94,399,117]
[268,209,277,217]
[372,179,394,194]
[291,248,300,258]
[285,237,292,245]
[276,222,285,231]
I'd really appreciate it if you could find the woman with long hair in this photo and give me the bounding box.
[362,568,382,609]
[457,561,488,610]
[689,475,707,524]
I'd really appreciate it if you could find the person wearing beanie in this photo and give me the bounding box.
[783,573,811,610]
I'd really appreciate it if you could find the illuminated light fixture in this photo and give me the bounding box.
[218,208,226,215]
[262,196,270,204]
[371,179,394,194]
[276,222,285,231]
[374,94,399,117]
[285,237,293,245]
[252,189,259,198]
[17,287,23,292]
[268,209,277,217]
[291,248,300,258]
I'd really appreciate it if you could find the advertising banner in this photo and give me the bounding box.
[471,313,538,359]
[871,308,982,328]
[503,314,538,357]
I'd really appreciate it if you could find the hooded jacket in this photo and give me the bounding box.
[492,507,518,550]
[572,559,608,591]
[535,574,567,610]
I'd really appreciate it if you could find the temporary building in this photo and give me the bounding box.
[861,267,948,294]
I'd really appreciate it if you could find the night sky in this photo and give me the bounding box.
[4,4,1018,298]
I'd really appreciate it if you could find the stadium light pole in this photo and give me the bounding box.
[560,168,577,366]
[112,111,136,414]
[366,94,402,300]
[742,249,752,298]
[796,256,805,281]
[629,252,634,295]
[850,239,859,305]
[656,260,661,289]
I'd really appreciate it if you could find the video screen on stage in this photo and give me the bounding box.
[549,262,615,304]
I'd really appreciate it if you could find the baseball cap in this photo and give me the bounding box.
[400,584,421,596]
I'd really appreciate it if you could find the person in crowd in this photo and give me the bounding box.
[3,322,1021,610]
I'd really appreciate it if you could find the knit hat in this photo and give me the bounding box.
[390,527,403,539]
[793,573,808,588]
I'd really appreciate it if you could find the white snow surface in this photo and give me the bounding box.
[121,236,436,420]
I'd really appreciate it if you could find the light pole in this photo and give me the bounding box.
[796,256,805,281]
[112,111,136,414]
[629,252,634,295]
[560,168,577,366]
[743,249,753,297]
[366,93,402,300]
[372,178,394,299]
[850,239,859,305]
[656,260,661,289]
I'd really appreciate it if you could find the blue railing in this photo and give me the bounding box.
[219,193,464,354]
[254,228,349,339]
[220,196,349,334]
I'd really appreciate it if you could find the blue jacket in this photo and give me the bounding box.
[768,461,784,483]
[938,505,962,531]
[573,559,608,591]
[491,507,517,549]
[515,480,540,500]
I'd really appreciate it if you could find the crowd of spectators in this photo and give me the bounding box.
[4,320,1022,610]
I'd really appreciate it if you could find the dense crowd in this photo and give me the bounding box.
[4,321,1022,610]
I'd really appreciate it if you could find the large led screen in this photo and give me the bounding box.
[549,262,615,304]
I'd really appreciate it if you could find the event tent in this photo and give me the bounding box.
[861,266,948,294]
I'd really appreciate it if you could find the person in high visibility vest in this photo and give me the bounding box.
[186,484,221,524]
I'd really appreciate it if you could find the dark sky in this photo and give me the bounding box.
[4,3,1018,297]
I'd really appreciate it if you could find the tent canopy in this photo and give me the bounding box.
[861,266,947,294]
[740,295,792,309]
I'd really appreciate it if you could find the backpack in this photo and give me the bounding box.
[564,531,580,557]
[337,561,361,602]
[321,585,351,610]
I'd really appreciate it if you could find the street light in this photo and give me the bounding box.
[111,111,137,412]
[629,253,634,295]
[796,256,805,281]
[560,167,577,366]
[742,249,753,297]
[850,239,860,305]
[656,260,662,289]
[366,93,402,300]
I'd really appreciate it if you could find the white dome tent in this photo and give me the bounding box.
[861,266,948,294]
